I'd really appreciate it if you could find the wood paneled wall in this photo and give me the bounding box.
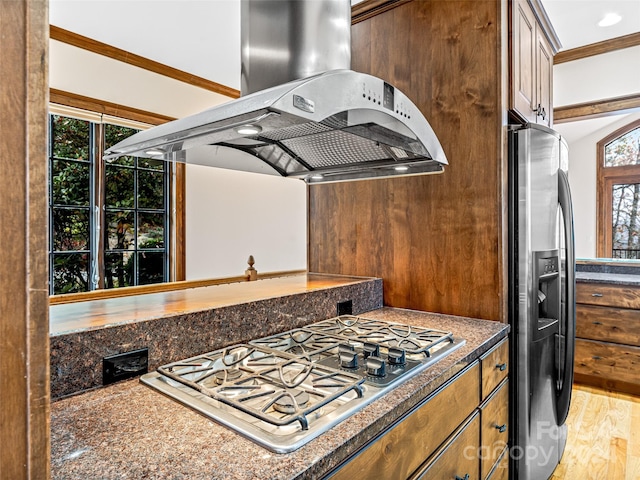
[309,0,508,321]
[0,0,50,477]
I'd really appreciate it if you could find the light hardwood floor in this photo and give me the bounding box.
[551,384,640,480]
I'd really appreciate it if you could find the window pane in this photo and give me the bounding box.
[52,208,90,251]
[52,160,90,206]
[104,124,138,150]
[612,182,640,259]
[52,115,90,160]
[106,165,135,208]
[104,251,134,288]
[138,212,165,249]
[605,127,640,167]
[52,253,89,294]
[138,252,165,285]
[138,170,165,209]
[138,157,165,170]
[106,211,135,250]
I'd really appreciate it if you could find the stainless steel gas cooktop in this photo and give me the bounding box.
[141,315,465,453]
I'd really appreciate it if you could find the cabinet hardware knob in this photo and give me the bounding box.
[455,475,470,480]
[496,362,507,371]
[495,423,507,433]
[592,355,602,360]
[591,293,603,297]
[593,321,602,325]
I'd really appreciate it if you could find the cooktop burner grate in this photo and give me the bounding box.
[142,315,465,453]
[156,344,364,431]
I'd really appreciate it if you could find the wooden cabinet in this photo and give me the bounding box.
[510,0,558,127]
[328,339,510,480]
[574,282,640,395]
[480,340,509,479]
[328,363,480,480]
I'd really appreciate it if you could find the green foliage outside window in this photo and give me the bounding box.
[49,114,169,294]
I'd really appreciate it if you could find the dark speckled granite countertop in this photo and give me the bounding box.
[576,260,640,286]
[576,271,640,286]
[50,307,508,480]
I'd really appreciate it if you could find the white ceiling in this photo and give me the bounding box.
[50,1,640,91]
[540,0,640,51]
[49,1,639,143]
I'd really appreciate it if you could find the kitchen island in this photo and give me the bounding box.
[50,307,508,479]
[574,260,640,395]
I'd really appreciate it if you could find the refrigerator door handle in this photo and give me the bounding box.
[556,168,576,426]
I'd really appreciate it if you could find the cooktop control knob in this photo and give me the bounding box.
[339,344,358,369]
[388,347,406,366]
[366,356,386,377]
[363,342,380,359]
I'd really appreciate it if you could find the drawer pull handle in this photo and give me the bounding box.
[591,293,603,297]
[455,475,470,480]
[495,424,507,433]
[593,321,602,325]
[496,363,507,371]
[592,355,602,360]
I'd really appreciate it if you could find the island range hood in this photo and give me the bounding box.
[103,0,448,183]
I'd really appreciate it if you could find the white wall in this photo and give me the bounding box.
[185,166,306,279]
[565,112,640,258]
[554,46,640,106]
[50,0,242,89]
[554,45,640,259]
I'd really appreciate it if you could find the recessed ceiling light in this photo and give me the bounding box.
[598,13,622,27]
[236,125,262,135]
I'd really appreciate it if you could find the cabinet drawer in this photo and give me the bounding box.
[481,380,509,480]
[574,338,640,392]
[576,283,640,309]
[412,413,480,480]
[481,339,509,400]
[577,304,640,346]
[329,363,480,480]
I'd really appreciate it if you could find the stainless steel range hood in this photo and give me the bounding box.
[103,0,448,183]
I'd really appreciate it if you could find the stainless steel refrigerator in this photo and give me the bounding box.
[508,124,576,480]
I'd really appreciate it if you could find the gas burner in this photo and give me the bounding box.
[273,390,311,414]
[213,368,243,385]
[143,317,465,453]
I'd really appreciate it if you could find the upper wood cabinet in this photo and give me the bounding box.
[510,0,560,127]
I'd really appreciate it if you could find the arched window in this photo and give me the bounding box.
[597,119,640,259]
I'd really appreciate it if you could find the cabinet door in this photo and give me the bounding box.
[481,339,509,400]
[512,0,537,123]
[413,413,481,480]
[480,380,509,479]
[536,27,553,127]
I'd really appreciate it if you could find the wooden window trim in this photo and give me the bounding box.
[596,118,640,257]
[49,92,186,300]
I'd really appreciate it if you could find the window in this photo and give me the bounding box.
[597,119,640,259]
[49,110,171,294]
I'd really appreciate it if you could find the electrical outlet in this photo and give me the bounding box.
[337,300,353,316]
[103,348,148,385]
